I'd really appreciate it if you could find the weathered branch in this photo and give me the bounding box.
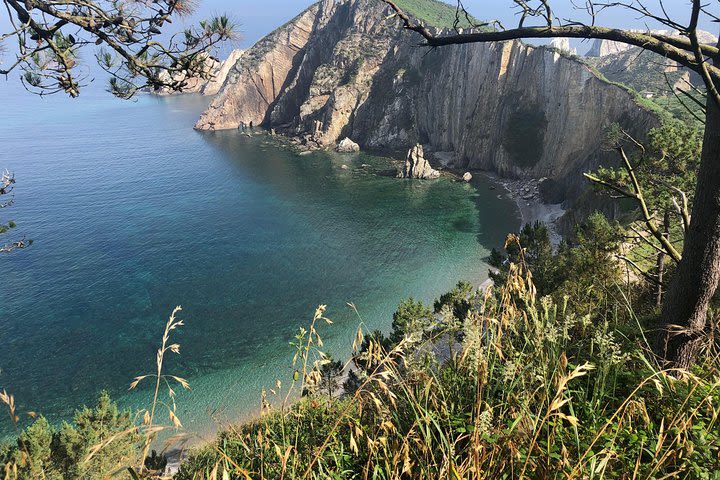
[619,147,683,262]
[617,254,664,286]
[381,0,720,86]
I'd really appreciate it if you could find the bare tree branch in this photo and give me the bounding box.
[381,0,720,98]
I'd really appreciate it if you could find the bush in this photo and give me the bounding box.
[0,391,140,480]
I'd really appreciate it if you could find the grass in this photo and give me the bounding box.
[173,235,720,479]
[392,0,482,29]
[2,235,719,479]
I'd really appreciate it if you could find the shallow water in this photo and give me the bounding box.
[0,85,519,438]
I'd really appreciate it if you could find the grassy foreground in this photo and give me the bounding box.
[2,219,719,479]
[175,228,720,479]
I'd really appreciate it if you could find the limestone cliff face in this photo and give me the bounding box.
[586,30,718,96]
[200,49,245,96]
[195,5,319,129]
[152,49,244,96]
[586,30,718,58]
[196,0,661,210]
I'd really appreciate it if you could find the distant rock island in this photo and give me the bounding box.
[151,49,244,96]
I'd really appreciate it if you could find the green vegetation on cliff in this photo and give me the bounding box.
[392,0,479,28]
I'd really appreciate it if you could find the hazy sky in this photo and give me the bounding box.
[0,1,717,71]
[192,0,716,49]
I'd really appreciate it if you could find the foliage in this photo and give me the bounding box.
[0,1,235,97]
[433,280,473,322]
[390,298,433,343]
[587,120,703,286]
[392,0,483,29]
[596,121,702,212]
[491,213,622,317]
[0,392,140,480]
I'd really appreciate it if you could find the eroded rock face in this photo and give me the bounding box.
[151,50,244,96]
[586,29,717,57]
[194,4,319,130]
[201,49,245,95]
[336,137,360,152]
[398,144,440,179]
[196,0,662,219]
[585,30,718,96]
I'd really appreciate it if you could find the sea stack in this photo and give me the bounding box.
[398,144,440,179]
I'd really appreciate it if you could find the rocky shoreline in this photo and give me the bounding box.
[495,176,565,244]
[234,128,564,244]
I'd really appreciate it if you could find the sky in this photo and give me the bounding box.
[0,1,717,85]
[189,0,717,49]
[1,1,716,50]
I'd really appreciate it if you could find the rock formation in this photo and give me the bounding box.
[195,4,319,130]
[398,144,440,179]
[200,49,245,95]
[194,0,664,222]
[549,38,576,56]
[151,49,244,96]
[337,137,360,152]
[586,29,717,57]
[585,30,718,96]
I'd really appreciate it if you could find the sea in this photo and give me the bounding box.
[0,78,519,439]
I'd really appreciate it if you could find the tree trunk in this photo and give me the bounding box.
[655,212,670,309]
[657,88,720,369]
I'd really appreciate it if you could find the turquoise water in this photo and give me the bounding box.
[0,84,519,439]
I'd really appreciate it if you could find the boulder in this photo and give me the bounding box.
[462,172,473,182]
[398,144,440,180]
[337,137,360,153]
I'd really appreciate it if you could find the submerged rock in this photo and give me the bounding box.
[398,144,440,180]
[337,137,360,153]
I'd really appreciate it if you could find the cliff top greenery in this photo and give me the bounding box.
[392,0,480,29]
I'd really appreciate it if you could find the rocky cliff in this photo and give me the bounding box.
[200,49,246,95]
[151,49,245,96]
[196,0,662,220]
[585,30,718,97]
[586,30,718,58]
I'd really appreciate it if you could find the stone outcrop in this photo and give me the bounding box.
[462,172,473,182]
[586,30,718,96]
[398,144,440,179]
[549,38,576,56]
[195,0,665,221]
[195,5,319,130]
[586,29,717,57]
[585,38,632,58]
[151,50,244,96]
[200,49,245,95]
[336,137,360,152]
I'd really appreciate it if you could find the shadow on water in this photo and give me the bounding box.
[198,129,520,255]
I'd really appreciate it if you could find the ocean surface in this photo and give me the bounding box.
[0,82,519,440]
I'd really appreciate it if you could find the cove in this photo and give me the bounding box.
[0,89,519,438]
